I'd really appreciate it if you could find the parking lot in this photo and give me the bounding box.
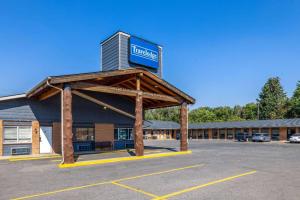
[1,140,300,200]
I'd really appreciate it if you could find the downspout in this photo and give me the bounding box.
[46,80,65,164]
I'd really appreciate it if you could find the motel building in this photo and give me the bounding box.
[143,119,300,141]
[0,31,195,163]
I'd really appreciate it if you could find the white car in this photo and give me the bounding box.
[289,133,300,143]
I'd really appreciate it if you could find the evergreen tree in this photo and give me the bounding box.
[257,77,287,119]
[287,81,300,118]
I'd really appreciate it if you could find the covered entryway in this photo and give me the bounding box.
[27,68,195,164]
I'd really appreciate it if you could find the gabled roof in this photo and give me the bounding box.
[25,68,195,109]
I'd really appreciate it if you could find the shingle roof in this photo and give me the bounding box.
[142,118,300,130]
[143,120,180,130]
[189,118,300,129]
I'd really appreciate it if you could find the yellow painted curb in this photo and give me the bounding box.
[59,151,192,168]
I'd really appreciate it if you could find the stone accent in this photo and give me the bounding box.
[134,92,144,156]
[0,120,3,156]
[279,127,287,141]
[63,86,74,164]
[95,124,114,143]
[31,121,40,154]
[180,102,188,151]
[52,122,61,154]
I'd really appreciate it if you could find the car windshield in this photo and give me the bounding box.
[253,134,262,136]
[292,133,300,136]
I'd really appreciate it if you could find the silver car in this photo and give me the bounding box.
[289,133,300,143]
[252,133,271,142]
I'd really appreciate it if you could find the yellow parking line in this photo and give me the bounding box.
[113,164,203,182]
[59,151,192,168]
[152,170,257,200]
[11,164,203,200]
[11,181,110,200]
[112,182,160,198]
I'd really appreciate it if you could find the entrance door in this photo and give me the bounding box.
[40,127,53,154]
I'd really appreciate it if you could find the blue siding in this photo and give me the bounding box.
[0,91,135,128]
[102,33,119,71]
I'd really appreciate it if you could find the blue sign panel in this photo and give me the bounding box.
[129,36,159,69]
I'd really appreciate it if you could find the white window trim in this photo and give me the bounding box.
[3,126,32,144]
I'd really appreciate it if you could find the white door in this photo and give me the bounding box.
[40,127,53,154]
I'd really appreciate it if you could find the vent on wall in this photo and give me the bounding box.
[11,147,30,155]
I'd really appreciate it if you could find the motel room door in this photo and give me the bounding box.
[40,127,53,154]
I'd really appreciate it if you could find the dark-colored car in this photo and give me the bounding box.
[236,132,250,142]
[252,133,271,142]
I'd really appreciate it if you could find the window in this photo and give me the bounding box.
[4,126,32,144]
[271,128,280,141]
[74,127,94,141]
[203,129,209,139]
[212,129,218,139]
[261,128,269,133]
[227,129,234,139]
[252,128,259,134]
[219,129,226,139]
[114,128,133,140]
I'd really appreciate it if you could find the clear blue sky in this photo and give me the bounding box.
[1,0,300,108]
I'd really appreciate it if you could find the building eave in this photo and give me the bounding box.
[0,93,27,102]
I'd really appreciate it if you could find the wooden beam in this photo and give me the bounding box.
[38,89,60,101]
[72,90,136,119]
[142,71,195,104]
[111,76,136,87]
[136,75,141,90]
[79,85,180,103]
[50,68,145,84]
[28,68,195,104]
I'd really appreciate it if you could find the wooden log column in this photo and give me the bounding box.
[134,92,144,156]
[180,102,188,151]
[63,85,74,164]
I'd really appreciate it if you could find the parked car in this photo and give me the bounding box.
[252,133,271,142]
[289,133,300,143]
[236,132,250,142]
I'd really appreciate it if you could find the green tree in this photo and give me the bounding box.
[242,103,258,120]
[287,81,300,118]
[145,106,180,122]
[257,77,287,119]
[188,107,216,123]
[233,105,243,118]
[213,106,235,121]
